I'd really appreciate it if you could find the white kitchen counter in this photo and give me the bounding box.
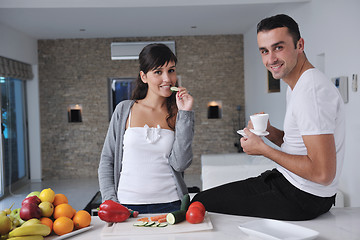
[46,207,360,240]
[201,153,277,190]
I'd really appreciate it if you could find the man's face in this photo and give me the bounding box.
[257,27,300,80]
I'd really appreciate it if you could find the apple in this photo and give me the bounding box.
[38,202,54,217]
[10,208,20,217]
[20,203,41,221]
[22,196,41,206]
[26,191,41,198]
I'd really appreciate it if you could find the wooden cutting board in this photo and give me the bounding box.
[101,213,213,236]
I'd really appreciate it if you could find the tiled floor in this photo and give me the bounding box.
[0,178,100,211]
[0,174,201,212]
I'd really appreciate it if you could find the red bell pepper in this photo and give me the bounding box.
[98,200,131,223]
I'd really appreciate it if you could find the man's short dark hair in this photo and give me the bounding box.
[257,14,301,48]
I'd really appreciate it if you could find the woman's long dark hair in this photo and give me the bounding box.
[131,43,178,130]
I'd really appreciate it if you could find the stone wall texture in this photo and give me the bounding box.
[38,35,245,179]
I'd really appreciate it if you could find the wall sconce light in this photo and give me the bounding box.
[68,104,82,123]
[207,101,222,119]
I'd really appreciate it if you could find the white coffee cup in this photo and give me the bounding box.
[250,113,269,132]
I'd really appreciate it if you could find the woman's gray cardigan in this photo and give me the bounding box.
[98,100,194,203]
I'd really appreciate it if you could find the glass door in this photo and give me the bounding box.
[0,77,29,198]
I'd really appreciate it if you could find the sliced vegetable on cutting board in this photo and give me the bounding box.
[137,217,149,222]
[150,214,167,222]
[133,221,168,228]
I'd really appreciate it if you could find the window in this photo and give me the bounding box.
[0,77,29,198]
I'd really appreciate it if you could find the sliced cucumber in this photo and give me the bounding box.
[133,221,147,227]
[144,221,156,227]
[170,86,179,92]
[180,193,190,211]
[151,222,160,227]
[166,210,186,225]
[158,223,168,227]
[134,221,168,227]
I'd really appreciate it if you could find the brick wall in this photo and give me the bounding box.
[38,35,245,179]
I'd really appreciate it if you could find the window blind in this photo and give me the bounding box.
[0,56,33,80]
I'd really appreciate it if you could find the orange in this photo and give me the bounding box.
[72,207,76,216]
[53,217,74,236]
[73,210,91,229]
[40,217,53,235]
[53,203,75,219]
[53,193,68,206]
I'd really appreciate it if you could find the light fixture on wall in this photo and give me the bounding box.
[207,101,222,119]
[68,104,82,123]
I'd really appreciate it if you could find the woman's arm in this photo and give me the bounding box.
[98,102,132,203]
[98,113,118,202]
[168,110,194,172]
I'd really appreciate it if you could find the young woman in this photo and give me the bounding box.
[98,43,194,213]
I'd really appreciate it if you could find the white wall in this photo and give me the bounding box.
[0,23,42,181]
[244,0,360,207]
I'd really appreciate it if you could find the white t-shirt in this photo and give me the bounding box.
[277,68,345,197]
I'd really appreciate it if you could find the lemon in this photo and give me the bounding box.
[39,188,55,203]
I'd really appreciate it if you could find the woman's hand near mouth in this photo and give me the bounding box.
[175,87,193,111]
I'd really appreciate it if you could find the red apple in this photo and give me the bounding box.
[22,196,41,206]
[20,203,41,220]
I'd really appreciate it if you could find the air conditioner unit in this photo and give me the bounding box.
[111,41,176,60]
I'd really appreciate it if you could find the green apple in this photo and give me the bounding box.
[26,191,41,198]
[9,208,20,218]
[12,218,20,228]
[38,201,54,217]
[9,208,24,226]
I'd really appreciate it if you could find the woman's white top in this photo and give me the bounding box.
[117,111,179,204]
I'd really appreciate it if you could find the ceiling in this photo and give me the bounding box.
[0,0,309,40]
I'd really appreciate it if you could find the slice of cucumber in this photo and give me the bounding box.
[170,87,179,92]
[158,223,168,227]
[133,221,147,227]
[144,221,156,227]
[166,210,186,225]
[151,222,160,227]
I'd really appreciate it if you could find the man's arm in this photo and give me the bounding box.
[246,116,284,147]
[265,125,284,147]
[240,129,336,185]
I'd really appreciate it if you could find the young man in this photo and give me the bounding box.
[192,14,345,220]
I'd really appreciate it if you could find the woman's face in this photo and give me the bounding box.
[140,61,177,98]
